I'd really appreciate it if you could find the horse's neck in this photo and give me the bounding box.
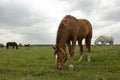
[56,40,66,51]
[95,37,101,43]
[56,28,68,50]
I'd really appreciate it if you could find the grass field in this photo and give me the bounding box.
[0,46,120,80]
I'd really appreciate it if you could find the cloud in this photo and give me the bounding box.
[0,0,120,45]
[17,25,56,44]
[94,0,120,22]
[61,0,100,14]
[0,1,49,27]
[100,8,120,22]
[0,28,24,45]
[93,21,120,44]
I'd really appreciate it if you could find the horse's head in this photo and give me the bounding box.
[53,46,67,70]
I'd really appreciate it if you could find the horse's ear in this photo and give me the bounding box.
[52,46,57,55]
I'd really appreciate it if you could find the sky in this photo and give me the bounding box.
[0,0,120,45]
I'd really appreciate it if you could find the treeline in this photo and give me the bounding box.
[32,44,54,46]
[0,43,120,47]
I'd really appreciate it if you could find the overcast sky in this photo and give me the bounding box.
[0,0,120,45]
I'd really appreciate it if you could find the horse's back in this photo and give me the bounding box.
[6,42,17,46]
[77,19,92,38]
[110,36,114,40]
[97,35,114,43]
[59,15,92,41]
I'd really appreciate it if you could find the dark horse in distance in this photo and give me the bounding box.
[6,42,18,49]
[53,15,92,70]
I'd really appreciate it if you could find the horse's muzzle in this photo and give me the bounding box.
[56,66,63,70]
[56,64,63,70]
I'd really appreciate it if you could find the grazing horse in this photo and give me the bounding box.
[53,15,92,70]
[24,44,30,47]
[6,42,18,49]
[94,35,114,48]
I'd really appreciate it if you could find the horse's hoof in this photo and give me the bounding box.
[87,55,91,62]
[69,64,74,70]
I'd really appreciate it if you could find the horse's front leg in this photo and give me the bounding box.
[67,41,72,54]
[78,40,83,62]
[13,46,14,49]
[68,40,76,70]
[110,42,113,49]
[7,45,9,49]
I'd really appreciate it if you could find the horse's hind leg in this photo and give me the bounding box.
[67,40,72,54]
[110,41,113,49]
[85,36,91,61]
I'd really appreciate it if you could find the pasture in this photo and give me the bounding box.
[0,46,120,80]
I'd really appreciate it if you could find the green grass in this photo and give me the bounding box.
[0,46,120,80]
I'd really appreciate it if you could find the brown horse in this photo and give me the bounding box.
[53,15,92,70]
[24,44,30,47]
[6,42,18,49]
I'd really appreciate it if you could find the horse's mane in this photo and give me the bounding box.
[56,15,77,47]
[56,21,68,46]
[56,23,66,43]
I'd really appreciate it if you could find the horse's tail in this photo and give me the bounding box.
[84,20,92,52]
[85,35,92,52]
